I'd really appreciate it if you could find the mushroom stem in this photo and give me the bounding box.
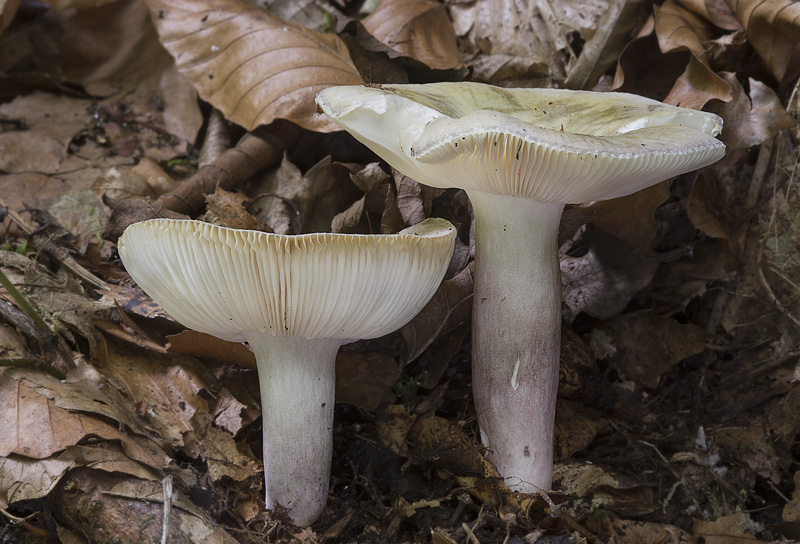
[245,334,343,526]
[469,190,564,493]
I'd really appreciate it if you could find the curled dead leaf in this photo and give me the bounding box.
[726,0,800,82]
[145,0,362,132]
[363,0,463,71]
[706,73,796,150]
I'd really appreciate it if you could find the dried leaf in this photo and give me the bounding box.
[565,0,650,90]
[612,17,689,101]
[0,0,20,36]
[0,454,73,507]
[553,399,603,461]
[677,0,741,30]
[655,0,713,58]
[52,471,240,543]
[400,264,473,365]
[554,462,655,517]
[363,0,463,70]
[251,156,362,234]
[561,234,659,321]
[713,425,780,483]
[0,369,169,470]
[664,54,733,109]
[186,411,260,483]
[600,315,707,389]
[581,182,670,258]
[44,0,117,10]
[98,345,213,447]
[167,330,257,370]
[145,0,362,131]
[590,517,699,544]
[0,93,92,175]
[653,1,732,107]
[260,0,342,32]
[336,351,399,411]
[693,512,761,543]
[725,0,800,81]
[707,73,796,150]
[395,173,425,226]
[202,187,261,230]
[450,0,563,83]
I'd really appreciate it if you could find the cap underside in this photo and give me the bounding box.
[118,219,455,343]
[316,83,726,203]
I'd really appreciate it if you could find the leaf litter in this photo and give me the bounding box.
[0,0,799,541]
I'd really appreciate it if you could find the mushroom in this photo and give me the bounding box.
[117,218,456,526]
[316,82,725,493]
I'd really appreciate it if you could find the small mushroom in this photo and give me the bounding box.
[118,218,456,526]
[316,82,725,493]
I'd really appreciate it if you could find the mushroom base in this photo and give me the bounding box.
[246,334,342,527]
[469,191,564,493]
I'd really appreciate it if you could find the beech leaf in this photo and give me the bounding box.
[145,0,362,132]
[400,263,473,365]
[363,0,463,70]
[707,73,796,149]
[725,0,800,82]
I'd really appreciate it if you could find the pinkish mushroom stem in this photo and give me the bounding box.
[246,335,342,525]
[469,191,564,492]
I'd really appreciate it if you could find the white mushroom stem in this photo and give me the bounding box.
[468,190,564,493]
[245,334,344,526]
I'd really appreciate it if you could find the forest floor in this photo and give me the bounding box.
[1,0,800,542]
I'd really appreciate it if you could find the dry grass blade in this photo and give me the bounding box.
[145,0,362,132]
[363,0,463,71]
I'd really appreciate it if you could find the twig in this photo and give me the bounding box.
[639,440,705,518]
[0,358,67,380]
[0,201,106,289]
[162,475,173,544]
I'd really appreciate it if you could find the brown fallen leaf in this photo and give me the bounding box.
[707,73,796,150]
[654,1,733,108]
[0,368,169,469]
[560,232,659,321]
[201,187,261,230]
[0,0,19,36]
[612,16,689,101]
[145,0,362,132]
[725,0,800,82]
[400,263,473,366]
[184,411,260,483]
[554,461,655,517]
[553,399,604,461]
[51,469,239,543]
[597,314,707,389]
[693,512,762,543]
[363,0,463,71]
[564,0,650,90]
[580,182,670,258]
[104,126,296,240]
[450,0,568,84]
[409,415,562,516]
[336,351,398,411]
[587,516,699,544]
[167,330,257,370]
[249,155,363,234]
[678,0,741,30]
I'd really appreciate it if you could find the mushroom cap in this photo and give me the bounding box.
[316,82,726,203]
[118,218,456,343]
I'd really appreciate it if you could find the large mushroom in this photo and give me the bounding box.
[316,82,725,493]
[118,218,456,526]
